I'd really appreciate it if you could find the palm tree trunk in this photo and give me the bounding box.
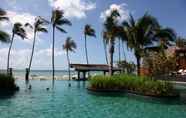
[7,33,14,73]
[136,56,141,76]
[84,34,89,64]
[118,39,121,62]
[122,42,126,61]
[27,31,36,80]
[52,26,55,86]
[66,50,71,86]
[109,40,114,76]
[103,40,108,64]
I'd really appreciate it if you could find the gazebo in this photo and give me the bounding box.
[70,64,121,80]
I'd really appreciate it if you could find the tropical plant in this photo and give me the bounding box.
[63,37,76,86]
[7,22,27,73]
[122,13,160,75]
[25,16,49,81]
[84,24,96,64]
[0,8,10,43]
[117,60,136,74]
[153,27,177,54]
[103,9,121,75]
[51,9,72,85]
[89,74,178,97]
[0,73,19,91]
[143,52,177,77]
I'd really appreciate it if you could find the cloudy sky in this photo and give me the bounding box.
[0,0,186,70]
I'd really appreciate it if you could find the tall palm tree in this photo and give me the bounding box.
[7,22,27,73]
[103,9,121,75]
[84,24,96,65]
[63,37,76,86]
[26,16,49,81]
[51,9,72,85]
[102,31,109,64]
[122,13,160,75]
[0,8,10,43]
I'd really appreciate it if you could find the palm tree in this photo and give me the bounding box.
[63,37,76,86]
[0,8,10,43]
[122,13,160,75]
[103,9,121,75]
[154,27,177,54]
[26,16,49,81]
[7,22,27,73]
[84,24,96,65]
[102,31,109,64]
[51,9,72,85]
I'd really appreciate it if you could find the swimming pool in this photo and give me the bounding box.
[0,80,186,118]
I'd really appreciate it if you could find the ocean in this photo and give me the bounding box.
[9,70,102,80]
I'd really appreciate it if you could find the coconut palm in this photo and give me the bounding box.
[84,24,96,65]
[102,31,109,64]
[7,22,27,73]
[103,9,121,75]
[0,8,10,43]
[122,13,160,75]
[26,16,49,81]
[51,9,72,85]
[63,37,76,86]
[154,27,177,54]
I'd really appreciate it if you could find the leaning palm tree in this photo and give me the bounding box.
[51,9,72,85]
[103,9,121,75]
[7,22,27,73]
[122,13,160,75]
[102,31,109,64]
[26,16,49,81]
[63,37,76,86]
[0,8,10,43]
[84,24,96,64]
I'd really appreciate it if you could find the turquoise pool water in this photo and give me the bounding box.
[0,80,186,118]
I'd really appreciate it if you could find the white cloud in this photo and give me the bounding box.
[0,11,39,43]
[7,11,36,41]
[0,47,65,69]
[48,0,96,19]
[100,3,129,23]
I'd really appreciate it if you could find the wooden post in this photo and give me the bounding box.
[103,71,106,75]
[25,68,29,82]
[77,71,80,80]
[83,71,86,80]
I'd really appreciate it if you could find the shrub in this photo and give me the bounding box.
[89,74,178,97]
[0,74,19,91]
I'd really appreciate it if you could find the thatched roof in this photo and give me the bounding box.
[70,64,121,72]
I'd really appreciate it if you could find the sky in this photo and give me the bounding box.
[0,0,186,70]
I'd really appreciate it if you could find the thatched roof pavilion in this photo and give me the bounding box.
[70,64,121,80]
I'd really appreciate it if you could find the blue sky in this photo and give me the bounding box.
[0,0,186,70]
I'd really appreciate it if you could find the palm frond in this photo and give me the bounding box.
[63,37,77,52]
[56,26,67,33]
[0,30,10,43]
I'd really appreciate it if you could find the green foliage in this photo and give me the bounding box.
[89,74,177,96]
[143,52,177,77]
[117,60,136,74]
[0,74,19,91]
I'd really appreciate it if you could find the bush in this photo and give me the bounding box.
[0,74,19,91]
[89,74,178,97]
